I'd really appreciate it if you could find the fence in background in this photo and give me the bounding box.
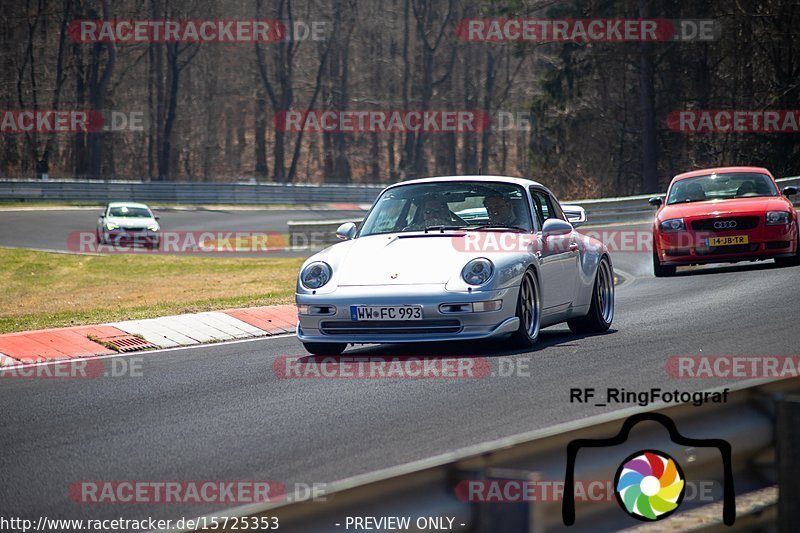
[0,179,383,205]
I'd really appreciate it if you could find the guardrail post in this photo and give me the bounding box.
[475,468,542,533]
[776,394,800,533]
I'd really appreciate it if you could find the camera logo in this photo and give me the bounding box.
[562,412,735,526]
[614,450,685,521]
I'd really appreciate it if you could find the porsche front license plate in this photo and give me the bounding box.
[706,235,748,246]
[350,305,423,321]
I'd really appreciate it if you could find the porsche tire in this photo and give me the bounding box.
[568,256,614,334]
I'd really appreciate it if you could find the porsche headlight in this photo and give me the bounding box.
[300,261,332,289]
[659,218,685,232]
[147,223,160,231]
[105,222,119,230]
[461,258,494,286]
[766,211,790,225]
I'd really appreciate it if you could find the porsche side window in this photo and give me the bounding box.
[548,194,567,221]
[531,189,566,225]
[530,189,550,227]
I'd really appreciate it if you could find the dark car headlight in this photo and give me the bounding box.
[659,218,685,232]
[300,261,332,289]
[461,258,494,286]
[766,211,790,226]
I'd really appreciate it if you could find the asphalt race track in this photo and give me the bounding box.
[1,229,798,529]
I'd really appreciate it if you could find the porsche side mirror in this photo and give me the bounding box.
[154,216,160,221]
[336,222,357,241]
[542,218,573,238]
[561,205,587,228]
[648,197,663,207]
[783,186,798,196]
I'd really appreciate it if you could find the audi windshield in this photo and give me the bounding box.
[667,172,779,204]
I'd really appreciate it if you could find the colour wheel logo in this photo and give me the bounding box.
[614,450,685,521]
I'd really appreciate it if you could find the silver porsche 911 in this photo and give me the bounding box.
[296,176,614,355]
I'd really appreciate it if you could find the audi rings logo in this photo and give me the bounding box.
[713,220,737,230]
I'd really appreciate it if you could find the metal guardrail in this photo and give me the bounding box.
[0,179,383,205]
[181,378,798,532]
[3,177,796,212]
[287,176,800,246]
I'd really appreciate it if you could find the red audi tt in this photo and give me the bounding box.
[649,166,799,277]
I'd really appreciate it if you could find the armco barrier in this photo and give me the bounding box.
[0,179,383,205]
[178,378,798,532]
[287,176,800,246]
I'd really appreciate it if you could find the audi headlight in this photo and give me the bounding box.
[659,218,685,232]
[147,223,160,231]
[105,222,119,230]
[766,211,790,226]
[461,258,494,286]
[300,261,332,289]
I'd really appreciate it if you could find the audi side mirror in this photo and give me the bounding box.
[648,197,663,207]
[783,186,798,196]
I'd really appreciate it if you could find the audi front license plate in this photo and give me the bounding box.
[350,305,423,321]
[706,235,748,247]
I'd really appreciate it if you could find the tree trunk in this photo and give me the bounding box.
[638,0,658,193]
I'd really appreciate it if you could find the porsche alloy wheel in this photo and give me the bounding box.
[510,269,541,348]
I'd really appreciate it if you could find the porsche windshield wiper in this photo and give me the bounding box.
[467,224,530,232]
[423,225,464,233]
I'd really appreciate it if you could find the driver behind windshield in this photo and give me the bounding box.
[421,199,452,226]
[483,194,516,226]
[405,197,465,230]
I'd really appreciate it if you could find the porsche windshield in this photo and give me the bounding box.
[358,181,532,236]
[667,172,778,205]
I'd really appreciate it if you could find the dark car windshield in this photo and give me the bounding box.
[667,172,778,205]
[359,181,532,236]
[107,206,153,218]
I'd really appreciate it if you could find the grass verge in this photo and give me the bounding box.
[0,248,302,333]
